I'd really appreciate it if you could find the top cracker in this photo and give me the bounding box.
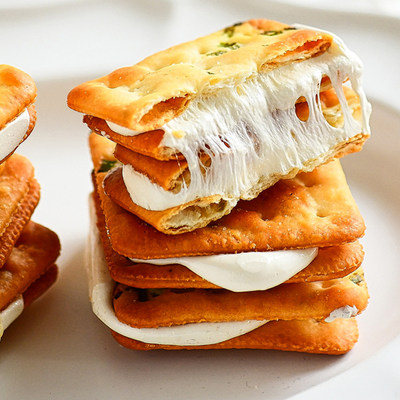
[67,19,332,131]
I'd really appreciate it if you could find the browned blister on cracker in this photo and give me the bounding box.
[111,318,359,354]
[112,269,368,328]
[0,221,61,311]
[0,154,40,268]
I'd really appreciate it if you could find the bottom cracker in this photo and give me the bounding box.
[111,318,359,354]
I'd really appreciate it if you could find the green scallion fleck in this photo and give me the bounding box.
[206,50,227,56]
[223,22,243,38]
[219,41,240,50]
[350,274,363,285]
[98,159,117,173]
[262,30,283,36]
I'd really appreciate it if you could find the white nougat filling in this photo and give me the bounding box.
[131,247,318,292]
[0,296,24,340]
[87,198,268,346]
[111,36,371,212]
[0,109,30,161]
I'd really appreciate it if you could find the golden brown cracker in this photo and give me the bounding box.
[86,116,174,161]
[0,155,40,268]
[95,159,365,258]
[68,20,332,132]
[111,317,359,354]
[113,143,190,191]
[0,221,61,311]
[0,65,36,130]
[112,269,368,328]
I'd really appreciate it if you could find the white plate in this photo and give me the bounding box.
[1,1,400,399]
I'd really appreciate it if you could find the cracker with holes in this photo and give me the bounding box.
[69,19,370,234]
[73,19,371,353]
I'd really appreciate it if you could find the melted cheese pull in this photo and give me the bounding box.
[0,295,24,340]
[86,198,268,346]
[0,109,30,161]
[131,248,318,292]
[110,35,371,212]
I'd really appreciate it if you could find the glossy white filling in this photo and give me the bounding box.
[131,247,318,292]
[324,305,359,323]
[110,36,370,212]
[86,198,268,346]
[0,109,30,161]
[0,295,24,340]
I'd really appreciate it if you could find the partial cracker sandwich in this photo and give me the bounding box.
[0,65,37,164]
[69,19,371,233]
[0,221,60,340]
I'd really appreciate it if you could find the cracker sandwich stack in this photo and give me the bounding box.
[0,65,60,340]
[68,19,371,354]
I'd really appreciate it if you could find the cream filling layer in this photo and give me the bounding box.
[0,295,24,340]
[324,305,359,323]
[87,198,268,346]
[110,35,371,211]
[131,247,318,292]
[0,109,30,161]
